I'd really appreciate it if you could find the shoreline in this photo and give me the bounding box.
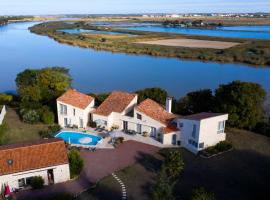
[29,21,270,67]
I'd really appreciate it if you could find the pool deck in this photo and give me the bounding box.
[60,128,175,149]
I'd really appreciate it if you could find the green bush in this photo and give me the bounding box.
[0,93,13,105]
[41,110,55,124]
[113,137,124,147]
[204,141,232,156]
[20,109,40,124]
[30,176,44,189]
[68,149,84,178]
[0,122,8,144]
[39,125,61,138]
[191,187,216,200]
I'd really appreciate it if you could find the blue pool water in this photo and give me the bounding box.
[125,26,270,40]
[55,131,102,146]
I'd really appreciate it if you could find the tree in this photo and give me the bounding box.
[151,167,175,200]
[215,81,266,129]
[136,87,168,105]
[177,89,214,115]
[164,150,184,180]
[41,110,55,124]
[89,92,110,106]
[16,67,72,105]
[191,187,216,200]
[68,149,84,178]
[0,93,13,105]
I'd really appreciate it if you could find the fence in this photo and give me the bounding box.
[0,105,6,125]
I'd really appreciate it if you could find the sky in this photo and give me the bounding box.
[0,0,270,15]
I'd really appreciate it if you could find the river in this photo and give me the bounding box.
[0,22,270,98]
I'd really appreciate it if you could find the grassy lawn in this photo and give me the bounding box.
[79,128,270,200]
[1,107,48,144]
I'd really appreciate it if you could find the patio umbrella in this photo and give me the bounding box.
[5,184,11,197]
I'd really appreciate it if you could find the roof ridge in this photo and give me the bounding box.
[0,138,63,151]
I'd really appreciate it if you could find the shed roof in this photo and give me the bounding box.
[0,138,68,176]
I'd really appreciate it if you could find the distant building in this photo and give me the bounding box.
[0,139,70,192]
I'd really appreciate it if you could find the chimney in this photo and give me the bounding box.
[166,97,172,113]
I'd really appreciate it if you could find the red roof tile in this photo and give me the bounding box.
[136,99,176,126]
[94,91,137,116]
[57,89,94,109]
[0,139,68,176]
[162,124,179,134]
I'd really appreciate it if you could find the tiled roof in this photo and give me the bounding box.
[162,124,179,134]
[136,98,176,126]
[0,138,68,176]
[180,112,227,121]
[94,91,137,116]
[57,89,94,109]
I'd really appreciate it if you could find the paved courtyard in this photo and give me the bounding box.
[17,141,159,200]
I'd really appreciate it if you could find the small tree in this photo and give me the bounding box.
[191,187,216,200]
[151,167,175,200]
[177,89,214,115]
[68,149,84,178]
[164,150,184,180]
[41,110,55,124]
[30,176,44,189]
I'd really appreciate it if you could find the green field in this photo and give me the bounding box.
[1,107,48,144]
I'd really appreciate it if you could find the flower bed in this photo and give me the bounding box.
[200,141,233,158]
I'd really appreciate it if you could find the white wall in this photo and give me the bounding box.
[57,100,94,128]
[177,114,228,154]
[198,115,228,148]
[0,105,7,125]
[178,119,201,154]
[162,131,180,145]
[0,164,70,192]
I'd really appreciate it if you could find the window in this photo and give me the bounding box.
[18,178,26,187]
[179,123,184,128]
[137,113,142,120]
[73,108,76,116]
[137,124,142,134]
[192,124,196,138]
[188,139,198,148]
[60,104,67,115]
[199,142,204,149]
[218,121,225,134]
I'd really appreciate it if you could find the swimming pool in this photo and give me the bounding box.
[55,131,102,146]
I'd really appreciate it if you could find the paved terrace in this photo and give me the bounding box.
[17,141,159,200]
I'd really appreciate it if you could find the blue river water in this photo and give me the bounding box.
[59,28,131,35]
[0,22,269,98]
[125,26,270,40]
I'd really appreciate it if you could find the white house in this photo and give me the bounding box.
[0,105,7,125]
[57,89,95,128]
[176,113,229,154]
[56,89,229,154]
[92,91,180,145]
[0,138,70,193]
[92,91,138,129]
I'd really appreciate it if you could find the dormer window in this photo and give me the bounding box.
[137,113,142,120]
